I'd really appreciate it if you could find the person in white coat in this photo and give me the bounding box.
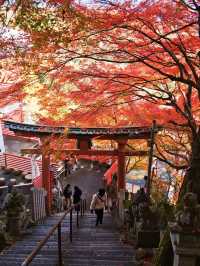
[90,188,107,226]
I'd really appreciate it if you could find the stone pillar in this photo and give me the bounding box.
[170,232,200,266]
[147,120,156,200]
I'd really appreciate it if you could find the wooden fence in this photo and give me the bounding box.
[31,187,47,222]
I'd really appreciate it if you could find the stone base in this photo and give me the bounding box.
[136,231,160,248]
[7,216,21,236]
[170,232,200,266]
[178,233,200,248]
[175,255,196,266]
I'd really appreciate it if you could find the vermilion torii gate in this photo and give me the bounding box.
[4,120,157,213]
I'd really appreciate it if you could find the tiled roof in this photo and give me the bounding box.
[4,120,159,139]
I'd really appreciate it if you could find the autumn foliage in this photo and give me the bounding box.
[0,0,200,195]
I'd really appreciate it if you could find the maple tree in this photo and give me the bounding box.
[0,0,200,201]
[0,1,27,109]
[61,0,199,194]
[1,2,199,263]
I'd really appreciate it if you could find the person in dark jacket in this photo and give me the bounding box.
[63,184,72,209]
[73,186,82,211]
[64,158,71,176]
[135,187,148,205]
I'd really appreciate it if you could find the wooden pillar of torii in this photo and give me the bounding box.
[41,153,51,214]
[117,140,127,190]
[117,140,127,220]
[40,138,52,214]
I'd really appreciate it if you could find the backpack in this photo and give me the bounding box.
[63,187,72,198]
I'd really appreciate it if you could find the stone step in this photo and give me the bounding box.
[63,213,135,265]
[0,255,58,261]
[63,258,135,266]
[0,259,58,266]
[0,212,135,266]
[0,163,136,265]
[63,254,134,260]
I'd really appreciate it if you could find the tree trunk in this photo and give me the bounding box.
[179,129,200,203]
[155,129,200,265]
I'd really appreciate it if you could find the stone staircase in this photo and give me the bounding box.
[64,212,135,266]
[0,213,70,266]
[0,212,135,266]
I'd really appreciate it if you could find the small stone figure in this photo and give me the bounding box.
[175,192,200,232]
[5,189,26,236]
[138,202,159,231]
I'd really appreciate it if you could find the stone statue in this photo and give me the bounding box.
[171,192,200,232]
[138,202,159,231]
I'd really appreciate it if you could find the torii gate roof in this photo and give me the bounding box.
[4,120,156,140]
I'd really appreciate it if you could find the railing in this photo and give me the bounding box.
[21,199,87,266]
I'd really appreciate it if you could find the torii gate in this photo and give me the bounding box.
[4,120,158,213]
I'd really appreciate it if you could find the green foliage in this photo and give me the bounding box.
[153,229,173,266]
[6,190,25,217]
[156,199,175,229]
[0,220,6,251]
[123,199,132,209]
[18,13,54,32]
